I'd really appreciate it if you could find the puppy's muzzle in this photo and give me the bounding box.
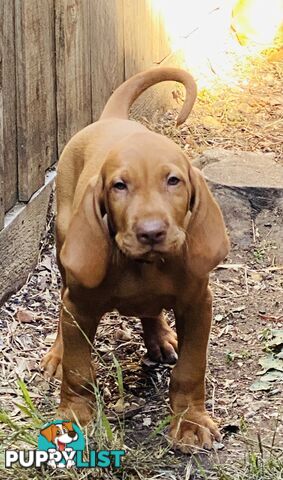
[135,219,167,246]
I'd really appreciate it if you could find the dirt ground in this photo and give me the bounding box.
[0,51,282,479]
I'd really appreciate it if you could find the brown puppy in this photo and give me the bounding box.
[41,67,229,452]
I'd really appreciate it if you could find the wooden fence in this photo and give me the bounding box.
[0,0,171,229]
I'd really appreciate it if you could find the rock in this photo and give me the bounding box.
[212,188,252,248]
[193,149,283,251]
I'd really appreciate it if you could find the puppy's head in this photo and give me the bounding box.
[61,131,229,288]
[102,132,191,260]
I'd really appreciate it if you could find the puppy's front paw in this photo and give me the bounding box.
[169,411,221,453]
[41,350,62,380]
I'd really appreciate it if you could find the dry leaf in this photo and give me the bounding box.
[104,386,111,399]
[15,357,30,376]
[114,327,132,342]
[16,309,34,323]
[143,417,152,427]
[250,272,263,282]
[45,332,57,344]
[112,398,125,413]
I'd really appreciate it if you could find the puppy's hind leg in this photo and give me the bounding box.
[141,312,178,364]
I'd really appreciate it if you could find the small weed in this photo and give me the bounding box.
[215,448,283,480]
[225,351,236,364]
[253,247,265,263]
[112,354,124,399]
[259,328,272,342]
[239,350,253,360]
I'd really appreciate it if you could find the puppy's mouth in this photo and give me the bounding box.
[135,248,165,263]
[115,230,186,261]
[116,243,164,263]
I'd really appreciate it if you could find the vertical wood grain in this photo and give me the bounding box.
[15,0,57,201]
[55,0,92,154]
[1,0,17,213]
[90,0,124,120]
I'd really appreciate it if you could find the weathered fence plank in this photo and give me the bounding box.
[123,0,175,120]
[0,99,4,228]
[15,0,57,202]
[1,0,17,213]
[158,7,172,63]
[0,4,5,228]
[55,0,92,154]
[90,0,124,120]
[124,0,171,78]
[0,171,55,304]
[124,0,152,78]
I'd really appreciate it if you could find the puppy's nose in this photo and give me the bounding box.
[136,220,167,245]
[68,431,77,438]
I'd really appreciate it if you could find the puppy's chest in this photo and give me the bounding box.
[112,274,175,317]
[110,265,176,312]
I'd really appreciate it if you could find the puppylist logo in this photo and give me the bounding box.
[5,420,125,470]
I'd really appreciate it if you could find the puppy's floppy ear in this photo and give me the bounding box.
[60,175,110,288]
[185,166,229,277]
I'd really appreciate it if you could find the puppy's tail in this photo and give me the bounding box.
[100,67,197,126]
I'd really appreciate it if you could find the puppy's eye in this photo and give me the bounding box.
[167,176,180,186]
[113,181,127,191]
